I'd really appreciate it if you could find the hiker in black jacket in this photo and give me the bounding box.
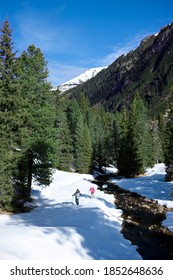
[72,189,81,205]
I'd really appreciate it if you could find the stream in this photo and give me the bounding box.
[94,177,173,260]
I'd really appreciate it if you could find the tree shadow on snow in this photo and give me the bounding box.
[8,189,136,260]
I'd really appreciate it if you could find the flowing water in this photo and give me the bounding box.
[95,178,173,260]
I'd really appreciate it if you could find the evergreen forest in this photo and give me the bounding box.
[0,19,173,212]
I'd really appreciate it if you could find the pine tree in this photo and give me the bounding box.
[117,94,152,177]
[126,94,150,176]
[78,94,93,172]
[88,106,108,171]
[116,107,129,176]
[82,122,92,173]
[0,19,21,210]
[100,112,116,167]
[112,111,124,165]
[164,105,173,181]
[13,44,56,200]
[73,110,85,173]
[151,119,164,164]
[158,113,166,160]
[55,102,73,171]
[78,93,90,124]
[67,100,82,172]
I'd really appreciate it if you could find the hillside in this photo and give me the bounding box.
[63,23,173,117]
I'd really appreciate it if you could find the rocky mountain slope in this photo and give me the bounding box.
[63,23,173,117]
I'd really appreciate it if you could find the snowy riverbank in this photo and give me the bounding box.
[111,163,173,232]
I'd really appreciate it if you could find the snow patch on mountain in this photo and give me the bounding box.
[53,67,107,92]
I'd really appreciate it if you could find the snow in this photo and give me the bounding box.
[52,67,107,92]
[0,164,172,260]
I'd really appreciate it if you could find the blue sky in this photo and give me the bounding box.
[0,0,173,86]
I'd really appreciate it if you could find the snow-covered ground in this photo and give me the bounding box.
[0,164,172,260]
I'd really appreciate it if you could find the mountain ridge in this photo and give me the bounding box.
[62,23,173,117]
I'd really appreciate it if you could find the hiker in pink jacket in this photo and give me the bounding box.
[89,186,96,198]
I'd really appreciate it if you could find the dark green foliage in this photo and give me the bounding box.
[14,44,57,200]
[117,94,154,177]
[78,94,93,172]
[129,93,153,171]
[0,19,20,211]
[67,99,83,170]
[78,93,91,124]
[151,119,164,164]
[164,105,173,181]
[67,99,93,173]
[55,100,73,171]
[82,122,92,173]
[0,20,57,210]
[116,107,129,176]
[88,106,110,171]
[103,112,117,166]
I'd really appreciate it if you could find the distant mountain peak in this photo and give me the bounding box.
[53,67,107,92]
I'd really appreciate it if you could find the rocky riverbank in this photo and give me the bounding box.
[95,179,173,260]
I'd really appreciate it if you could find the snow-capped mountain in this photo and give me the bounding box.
[53,67,107,93]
